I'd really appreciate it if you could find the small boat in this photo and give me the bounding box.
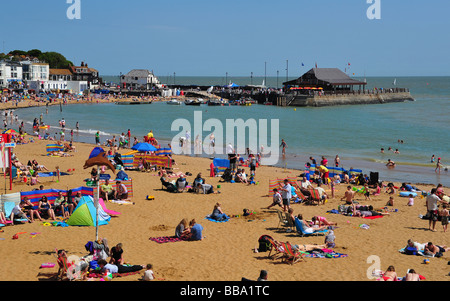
[116,100,152,105]
[207,99,224,106]
[167,99,182,105]
[185,99,201,106]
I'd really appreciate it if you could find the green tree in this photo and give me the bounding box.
[38,52,73,69]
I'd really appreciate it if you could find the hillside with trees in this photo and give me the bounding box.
[0,49,73,69]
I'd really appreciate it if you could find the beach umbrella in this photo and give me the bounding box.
[3,129,17,134]
[132,142,157,152]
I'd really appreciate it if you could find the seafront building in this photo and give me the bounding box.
[120,69,162,90]
[0,58,97,94]
[0,60,24,90]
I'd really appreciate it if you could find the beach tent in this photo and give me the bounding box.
[66,196,111,227]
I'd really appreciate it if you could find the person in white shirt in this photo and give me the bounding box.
[300,177,311,189]
[11,202,31,223]
[143,264,155,281]
[226,143,234,154]
[267,189,283,209]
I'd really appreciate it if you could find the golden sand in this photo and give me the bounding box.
[0,122,447,282]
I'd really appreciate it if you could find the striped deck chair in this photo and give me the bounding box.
[46,144,64,156]
[266,236,284,260]
[279,242,306,265]
[306,188,323,205]
[268,179,284,197]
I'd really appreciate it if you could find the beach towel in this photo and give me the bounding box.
[149,236,186,244]
[303,249,348,259]
[98,198,121,216]
[362,215,384,219]
[205,215,230,223]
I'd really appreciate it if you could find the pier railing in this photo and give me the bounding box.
[288,87,410,97]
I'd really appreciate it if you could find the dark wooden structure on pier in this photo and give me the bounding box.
[283,68,367,93]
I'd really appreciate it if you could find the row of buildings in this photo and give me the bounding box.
[0,56,163,95]
[0,59,99,94]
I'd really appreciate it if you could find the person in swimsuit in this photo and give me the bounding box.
[296,214,328,234]
[38,196,56,220]
[311,215,337,227]
[382,266,398,281]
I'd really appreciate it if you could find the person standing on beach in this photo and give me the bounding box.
[279,179,292,212]
[127,129,131,147]
[95,131,100,145]
[426,188,445,232]
[76,121,79,132]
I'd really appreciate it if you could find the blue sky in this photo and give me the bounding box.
[1,0,449,77]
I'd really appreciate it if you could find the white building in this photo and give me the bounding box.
[43,80,88,94]
[0,61,24,89]
[21,61,49,82]
[120,69,161,90]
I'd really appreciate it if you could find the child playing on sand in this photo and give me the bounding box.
[385,183,396,194]
[386,196,394,206]
[439,203,449,232]
[407,194,414,206]
[143,264,154,281]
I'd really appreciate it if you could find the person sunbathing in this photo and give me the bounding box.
[296,214,328,234]
[311,216,337,227]
[292,243,328,252]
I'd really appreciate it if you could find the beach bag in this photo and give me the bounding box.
[258,235,273,252]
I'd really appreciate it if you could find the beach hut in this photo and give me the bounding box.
[66,196,111,227]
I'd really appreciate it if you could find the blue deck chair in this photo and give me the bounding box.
[294,217,328,237]
[3,201,28,224]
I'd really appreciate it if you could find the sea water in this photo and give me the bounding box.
[12,76,450,187]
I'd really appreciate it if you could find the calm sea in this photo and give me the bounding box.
[12,76,450,187]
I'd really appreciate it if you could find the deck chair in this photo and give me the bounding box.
[266,236,285,260]
[284,212,296,231]
[56,249,70,281]
[294,217,328,237]
[3,201,28,224]
[307,188,322,205]
[279,242,306,265]
[276,209,289,229]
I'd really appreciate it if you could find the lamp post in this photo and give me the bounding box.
[277,70,279,89]
[264,62,267,89]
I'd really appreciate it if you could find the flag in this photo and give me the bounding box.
[315,62,317,68]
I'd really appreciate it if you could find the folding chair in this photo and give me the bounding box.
[279,242,306,265]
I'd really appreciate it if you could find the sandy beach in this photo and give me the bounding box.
[0,126,448,283]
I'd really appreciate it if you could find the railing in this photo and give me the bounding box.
[287,87,410,97]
